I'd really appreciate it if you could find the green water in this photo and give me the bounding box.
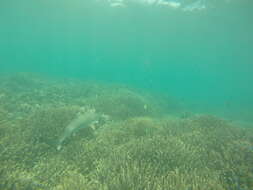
[1,0,253,121]
[0,1,253,189]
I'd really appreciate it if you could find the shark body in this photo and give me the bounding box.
[57,110,102,150]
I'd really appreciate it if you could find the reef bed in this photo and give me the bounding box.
[0,73,252,190]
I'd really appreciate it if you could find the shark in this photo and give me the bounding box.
[57,109,107,150]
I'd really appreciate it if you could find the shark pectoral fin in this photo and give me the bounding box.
[90,120,99,130]
[90,124,96,130]
[57,145,62,151]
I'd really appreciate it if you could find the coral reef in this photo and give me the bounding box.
[0,73,252,190]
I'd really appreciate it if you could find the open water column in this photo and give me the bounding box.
[0,0,253,121]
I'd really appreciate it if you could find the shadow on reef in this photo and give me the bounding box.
[0,73,252,190]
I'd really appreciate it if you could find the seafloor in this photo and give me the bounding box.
[0,73,252,190]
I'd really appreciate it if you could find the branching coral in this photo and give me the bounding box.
[0,74,252,190]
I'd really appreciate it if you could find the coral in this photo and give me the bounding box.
[53,170,91,190]
[87,88,161,119]
[0,74,252,190]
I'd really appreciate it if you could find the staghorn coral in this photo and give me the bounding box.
[0,74,252,190]
[87,88,161,120]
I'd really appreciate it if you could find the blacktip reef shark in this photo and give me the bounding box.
[57,109,108,150]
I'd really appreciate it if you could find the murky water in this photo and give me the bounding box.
[0,1,252,189]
